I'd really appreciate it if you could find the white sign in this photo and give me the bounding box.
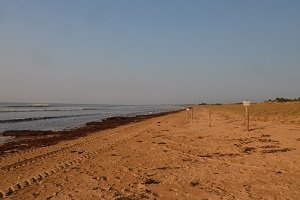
[243,101,250,106]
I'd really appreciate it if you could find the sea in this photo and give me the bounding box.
[0,102,182,144]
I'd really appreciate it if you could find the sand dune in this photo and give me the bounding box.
[0,106,299,199]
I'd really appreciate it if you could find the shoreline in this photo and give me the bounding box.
[0,109,183,156]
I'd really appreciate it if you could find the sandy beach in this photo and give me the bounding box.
[2,1,300,199]
[0,104,300,199]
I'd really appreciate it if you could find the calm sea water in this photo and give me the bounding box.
[0,102,182,143]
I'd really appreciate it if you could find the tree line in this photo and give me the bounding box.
[266,97,300,102]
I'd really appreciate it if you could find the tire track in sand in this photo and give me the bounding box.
[0,121,157,199]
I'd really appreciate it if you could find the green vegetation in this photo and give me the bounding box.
[266,97,300,102]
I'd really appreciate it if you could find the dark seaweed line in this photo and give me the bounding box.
[0,120,147,169]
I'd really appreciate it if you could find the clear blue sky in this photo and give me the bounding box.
[0,0,299,104]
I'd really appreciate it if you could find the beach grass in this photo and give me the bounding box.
[204,102,300,122]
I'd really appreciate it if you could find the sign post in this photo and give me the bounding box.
[243,101,250,131]
[191,107,194,123]
[186,108,190,120]
[209,110,212,127]
[186,107,193,123]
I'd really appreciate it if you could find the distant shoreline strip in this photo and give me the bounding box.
[0,113,103,123]
[0,108,102,113]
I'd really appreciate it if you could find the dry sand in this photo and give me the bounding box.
[0,106,300,199]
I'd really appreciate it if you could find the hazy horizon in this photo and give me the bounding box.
[1,1,300,105]
[1,97,299,106]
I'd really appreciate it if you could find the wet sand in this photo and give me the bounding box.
[0,107,299,199]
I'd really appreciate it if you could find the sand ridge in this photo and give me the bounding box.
[0,107,299,199]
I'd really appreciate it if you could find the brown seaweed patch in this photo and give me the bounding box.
[261,145,280,149]
[190,180,200,187]
[261,134,271,137]
[243,147,256,154]
[198,152,241,158]
[262,148,295,153]
[259,139,279,143]
[145,178,160,185]
[157,142,166,145]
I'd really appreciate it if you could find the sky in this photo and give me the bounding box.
[0,0,300,104]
